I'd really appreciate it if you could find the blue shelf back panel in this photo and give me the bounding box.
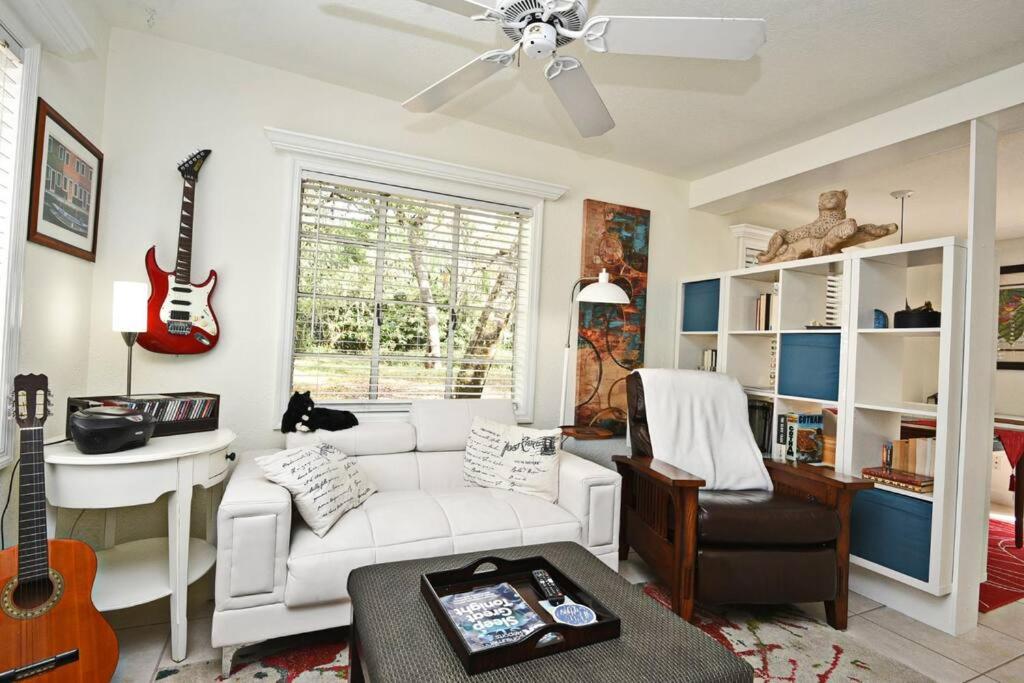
[778,333,840,401]
[682,279,720,332]
[851,489,932,582]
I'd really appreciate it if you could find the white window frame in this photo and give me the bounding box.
[267,128,567,424]
[0,7,40,466]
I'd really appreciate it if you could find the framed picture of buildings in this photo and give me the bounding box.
[998,264,1024,370]
[27,98,103,261]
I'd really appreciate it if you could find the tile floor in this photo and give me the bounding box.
[114,510,1024,682]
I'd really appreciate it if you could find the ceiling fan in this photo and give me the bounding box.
[403,0,767,138]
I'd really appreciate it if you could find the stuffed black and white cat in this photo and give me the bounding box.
[280,391,359,434]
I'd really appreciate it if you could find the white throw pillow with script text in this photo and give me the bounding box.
[256,441,376,537]
[463,417,561,502]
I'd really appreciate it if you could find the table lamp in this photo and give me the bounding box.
[112,281,148,396]
[559,268,630,426]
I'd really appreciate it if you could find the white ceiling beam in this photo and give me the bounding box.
[689,62,1024,214]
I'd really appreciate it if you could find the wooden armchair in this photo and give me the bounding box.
[615,373,872,629]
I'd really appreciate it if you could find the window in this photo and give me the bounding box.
[290,174,534,411]
[0,27,25,465]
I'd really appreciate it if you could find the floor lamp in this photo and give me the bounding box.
[560,268,630,427]
[112,281,149,396]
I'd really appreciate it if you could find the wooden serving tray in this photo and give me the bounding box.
[421,555,621,675]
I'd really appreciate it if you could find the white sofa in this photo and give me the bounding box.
[211,399,621,666]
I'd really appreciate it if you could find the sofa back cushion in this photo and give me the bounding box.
[286,422,417,456]
[411,400,516,452]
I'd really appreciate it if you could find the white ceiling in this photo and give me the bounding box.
[93,0,1024,180]
[729,128,1024,241]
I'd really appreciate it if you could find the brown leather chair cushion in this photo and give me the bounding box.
[697,547,837,604]
[698,490,840,545]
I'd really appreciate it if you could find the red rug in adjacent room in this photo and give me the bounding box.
[980,518,1024,612]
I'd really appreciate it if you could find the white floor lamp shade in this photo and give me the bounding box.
[560,269,630,426]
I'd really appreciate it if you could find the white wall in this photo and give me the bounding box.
[83,29,735,452]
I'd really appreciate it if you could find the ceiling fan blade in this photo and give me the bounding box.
[412,0,497,18]
[545,57,615,138]
[582,16,766,60]
[404,47,518,113]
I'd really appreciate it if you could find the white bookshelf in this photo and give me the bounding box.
[676,237,968,602]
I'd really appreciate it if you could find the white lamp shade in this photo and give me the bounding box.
[578,269,629,304]
[112,281,149,333]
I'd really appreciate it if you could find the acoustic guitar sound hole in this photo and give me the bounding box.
[1,570,64,619]
[13,577,54,610]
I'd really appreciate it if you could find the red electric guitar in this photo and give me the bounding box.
[137,149,220,354]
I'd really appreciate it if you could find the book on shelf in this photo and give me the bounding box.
[862,466,934,493]
[754,292,775,331]
[699,348,718,372]
[882,437,936,478]
[438,582,545,653]
[773,411,826,463]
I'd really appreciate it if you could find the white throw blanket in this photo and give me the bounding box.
[635,369,772,491]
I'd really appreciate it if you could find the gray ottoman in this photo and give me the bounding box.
[347,541,752,682]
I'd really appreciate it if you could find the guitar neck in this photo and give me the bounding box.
[17,426,48,582]
[174,179,197,285]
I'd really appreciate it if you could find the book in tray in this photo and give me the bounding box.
[439,582,545,653]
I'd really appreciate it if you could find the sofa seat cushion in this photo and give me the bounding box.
[698,490,839,545]
[283,489,582,607]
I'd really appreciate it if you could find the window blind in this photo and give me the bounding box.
[292,175,533,409]
[0,32,22,462]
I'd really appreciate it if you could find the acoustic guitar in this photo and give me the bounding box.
[137,149,220,354]
[0,374,118,681]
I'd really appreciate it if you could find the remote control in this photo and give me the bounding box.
[532,569,565,606]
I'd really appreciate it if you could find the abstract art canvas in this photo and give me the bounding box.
[998,264,1024,370]
[574,200,650,434]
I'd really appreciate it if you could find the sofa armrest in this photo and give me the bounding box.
[215,451,292,612]
[558,451,621,550]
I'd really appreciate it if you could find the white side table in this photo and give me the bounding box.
[44,428,237,662]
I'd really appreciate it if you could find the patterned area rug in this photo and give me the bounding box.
[643,584,930,683]
[155,628,349,681]
[980,518,1024,612]
[156,587,928,682]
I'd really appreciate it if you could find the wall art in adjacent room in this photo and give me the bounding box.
[998,264,1024,370]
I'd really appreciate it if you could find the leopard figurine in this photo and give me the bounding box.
[756,190,898,264]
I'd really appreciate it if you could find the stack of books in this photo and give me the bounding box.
[773,411,826,463]
[861,437,937,493]
[699,348,718,372]
[754,292,775,331]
